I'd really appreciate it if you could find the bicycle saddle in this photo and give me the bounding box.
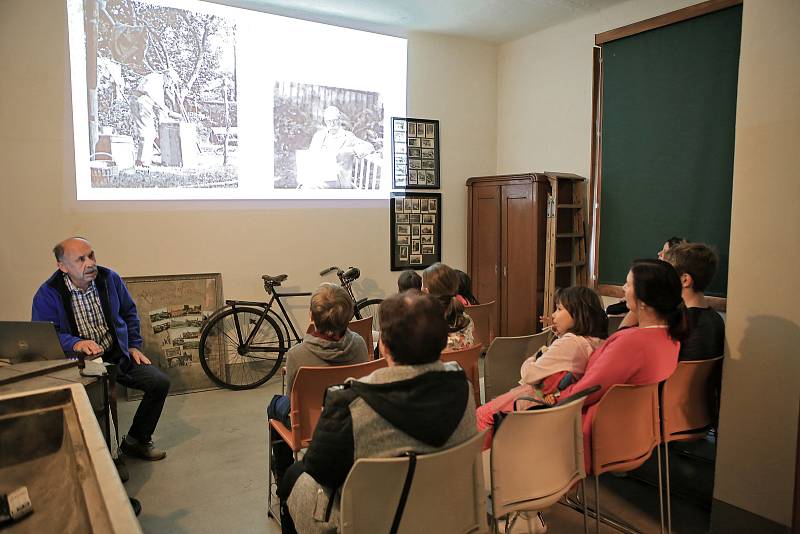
[262,274,288,285]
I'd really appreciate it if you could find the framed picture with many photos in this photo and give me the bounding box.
[391,117,440,189]
[390,192,441,270]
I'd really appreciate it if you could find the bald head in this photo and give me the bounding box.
[54,237,97,290]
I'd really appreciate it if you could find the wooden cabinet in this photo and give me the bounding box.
[467,174,548,337]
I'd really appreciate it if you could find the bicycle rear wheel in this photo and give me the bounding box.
[355,298,383,336]
[199,306,285,390]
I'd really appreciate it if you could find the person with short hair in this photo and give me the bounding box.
[32,237,171,461]
[663,242,725,360]
[277,291,477,534]
[268,283,369,482]
[422,263,475,350]
[397,269,422,292]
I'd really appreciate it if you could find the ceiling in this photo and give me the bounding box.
[226,0,629,43]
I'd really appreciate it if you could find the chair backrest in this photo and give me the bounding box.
[289,358,388,449]
[607,315,625,336]
[483,332,549,402]
[661,356,724,443]
[489,396,587,517]
[441,344,482,406]
[340,431,488,534]
[466,300,496,349]
[348,316,374,353]
[591,383,660,476]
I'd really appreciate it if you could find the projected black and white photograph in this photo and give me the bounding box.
[390,192,442,270]
[391,117,440,189]
[273,82,385,190]
[82,0,239,189]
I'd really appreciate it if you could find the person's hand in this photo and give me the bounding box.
[543,393,558,406]
[73,339,104,356]
[130,347,151,365]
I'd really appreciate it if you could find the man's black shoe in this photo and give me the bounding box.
[121,435,167,461]
[130,498,142,516]
[115,456,130,482]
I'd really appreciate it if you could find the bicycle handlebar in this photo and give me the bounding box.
[320,265,361,282]
[320,266,338,276]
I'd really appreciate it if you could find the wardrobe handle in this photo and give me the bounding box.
[503,266,507,277]
[495,265,498,275]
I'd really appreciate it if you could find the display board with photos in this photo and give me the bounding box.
[390,192,442,270]
[391,117,440,189]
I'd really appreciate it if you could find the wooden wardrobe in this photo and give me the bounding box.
[466,174,548,337]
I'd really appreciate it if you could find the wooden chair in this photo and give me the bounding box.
[352,153,383,190]
[267,358,388,520]
[465,300,496,350]
[340,431,489,534]
[483,332,549,403]
[589,383,664,534]
[486,395,590,534]
[660,356,724,533]
[348,316,374,354]
[441,344,482,406]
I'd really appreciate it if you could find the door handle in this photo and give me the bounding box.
[503,266,507,277]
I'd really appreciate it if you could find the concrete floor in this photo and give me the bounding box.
[119,374,711,534]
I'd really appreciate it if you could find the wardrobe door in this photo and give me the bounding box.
[501,183,535,336]
[470,184,501,336]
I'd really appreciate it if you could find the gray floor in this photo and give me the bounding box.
[119,375,710,534]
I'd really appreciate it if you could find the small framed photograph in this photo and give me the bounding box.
[392,117,439,189]
[390,192,441,270]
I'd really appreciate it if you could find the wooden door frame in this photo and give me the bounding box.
[588,0,740,311]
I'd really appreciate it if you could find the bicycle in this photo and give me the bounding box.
[198,266,382,390]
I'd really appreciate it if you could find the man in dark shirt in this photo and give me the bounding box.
[664,243,725,360]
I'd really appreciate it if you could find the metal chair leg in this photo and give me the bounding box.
[595,475,601,534]
[664,441,672,534]
[656,441,665,534]
[582,479,589,534]
[266,427,282,526]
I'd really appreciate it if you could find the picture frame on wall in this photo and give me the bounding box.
[390,192,442,270]
[122,273,223,399]
[391,117,440,189]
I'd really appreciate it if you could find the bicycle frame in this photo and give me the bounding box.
[226,286,312,352]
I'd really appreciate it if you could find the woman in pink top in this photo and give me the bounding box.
[557,259,686,472]
[476,286,608,448]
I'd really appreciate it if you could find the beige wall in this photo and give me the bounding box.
[497,0,799,525]
[715,0,800,525]
[0,1,497,331]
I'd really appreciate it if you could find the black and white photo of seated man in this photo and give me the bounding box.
[299,105,375,189]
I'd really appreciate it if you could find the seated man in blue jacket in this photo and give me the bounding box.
[32,237,170,461]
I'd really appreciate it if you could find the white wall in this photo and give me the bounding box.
[0,1,497,332]
[497,0,800,525]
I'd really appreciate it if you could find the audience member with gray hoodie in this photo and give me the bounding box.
[276,290,477,534]
[268,283,369,482]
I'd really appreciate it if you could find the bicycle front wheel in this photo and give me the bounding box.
[355,298,383,335]
[199,307,285,390]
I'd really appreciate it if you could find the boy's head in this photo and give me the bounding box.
[378,290,447,365]
[310,283,354,336]
[663,242,718,293]
[397,269,422,292]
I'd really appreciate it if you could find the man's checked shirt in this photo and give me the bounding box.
[64,274,114,351]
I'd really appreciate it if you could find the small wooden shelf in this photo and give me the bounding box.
[556,232,584,238]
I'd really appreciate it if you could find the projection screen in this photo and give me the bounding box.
[67,0,407,200]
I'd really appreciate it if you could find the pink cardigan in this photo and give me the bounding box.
[560,327,680,473]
